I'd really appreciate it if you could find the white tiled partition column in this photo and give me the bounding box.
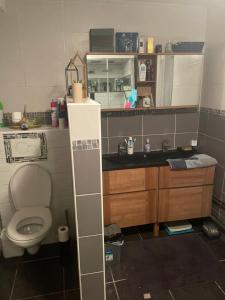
[67,100,106,300]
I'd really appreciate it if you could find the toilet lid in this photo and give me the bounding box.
[9,164,52,210]
[6,207,52,242]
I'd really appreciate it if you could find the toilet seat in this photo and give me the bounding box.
[7,207,52,242]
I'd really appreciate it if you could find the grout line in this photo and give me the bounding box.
[215,281,225,296]
[81,270,104,276]
[109,266,120,300]
[16,291,63,300]
[199,132,225,144]
[106,279,127,285]
[21,256,60,264]
[174,113,176,149]
[10,268,18,300]
[79,233,102,239]
[76,192,101,197]
[168,289,176,300]
[114,278,127,283]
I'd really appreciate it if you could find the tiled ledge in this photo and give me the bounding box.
[0,126,69,134]
[102,106,199,117]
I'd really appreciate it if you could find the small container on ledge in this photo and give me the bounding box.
[144,138,151,153]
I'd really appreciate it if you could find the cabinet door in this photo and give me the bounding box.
[158,186,213,222]
[104,190,157,227]
[103,167,158,195]
[159,166,215,188]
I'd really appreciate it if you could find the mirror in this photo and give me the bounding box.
[156,54,203,107]
[86,54,135,109]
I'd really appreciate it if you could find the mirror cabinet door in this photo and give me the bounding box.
[87,55,135,109]
[156,54,203,107]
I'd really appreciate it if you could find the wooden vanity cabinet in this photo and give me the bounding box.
[158,166,215,223]
[103,165,215,236]
[103,167,158,229]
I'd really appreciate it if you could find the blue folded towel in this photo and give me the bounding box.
[167,154,217,170]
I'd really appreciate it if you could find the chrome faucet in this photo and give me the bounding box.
[162,140,170,152]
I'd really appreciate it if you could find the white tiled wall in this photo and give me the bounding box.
[201,1,225,110]
[0,0,207,112]
[0,128,75,244]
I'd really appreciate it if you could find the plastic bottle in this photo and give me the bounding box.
[126,137,136,155]
[51,100,58,127]
[144,138,151,153]
[0,101,4,127]
[139,61,146,82]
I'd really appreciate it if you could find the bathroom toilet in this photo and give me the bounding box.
[6,164,52,255]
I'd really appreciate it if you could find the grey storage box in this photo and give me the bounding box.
[172,42,204,53]
[90,28,114,52]
[116,32,139,53]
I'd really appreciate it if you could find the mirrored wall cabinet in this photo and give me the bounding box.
[86,53,204,110]
[86,54,135,109]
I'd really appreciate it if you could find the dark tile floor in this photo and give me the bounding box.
[2,223,225,300]
[0,242,80,300]
[105,224,225,300]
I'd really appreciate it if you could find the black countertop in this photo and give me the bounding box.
[102,149,198,171]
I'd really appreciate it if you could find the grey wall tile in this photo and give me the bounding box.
[144,134,174,151]
[213,165,224,201]
[73,149,101,195]
[81,272,105,300]
[108,136,142,153]
[102,138,108,154]
[79,235,103,274]
[101,117,108,138]
[77,194,102,237]
[175,133,198,148]
[206,136,225,167]
[198,133,207,153]
[199,111,208,134]
[143,114,175,135]
[207,113,225,141]
[176,112,199,133]
[108,115,142,137]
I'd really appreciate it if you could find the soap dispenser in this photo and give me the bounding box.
[144,138,151,153]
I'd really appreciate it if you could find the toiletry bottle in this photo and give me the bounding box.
[58,98,66,129]
[144,138,151,153]
[139,61,146,82]
[147,37,154,54]
[0,101,4,127]
[146,59,154,81]
[139,36,145,53]
[125,137,136,155]
[51,100,58,127]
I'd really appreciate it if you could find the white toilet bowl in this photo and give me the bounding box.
[6,164,53,255]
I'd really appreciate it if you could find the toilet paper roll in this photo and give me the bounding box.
[72,82,83,103]
[58,226,69,243]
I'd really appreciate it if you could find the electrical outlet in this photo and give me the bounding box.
[191,140,198,147]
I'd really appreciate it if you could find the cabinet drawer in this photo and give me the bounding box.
[104,190,157,227]
[103,167,158,195]
[159,166,215,188]
[158,186,213,222]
